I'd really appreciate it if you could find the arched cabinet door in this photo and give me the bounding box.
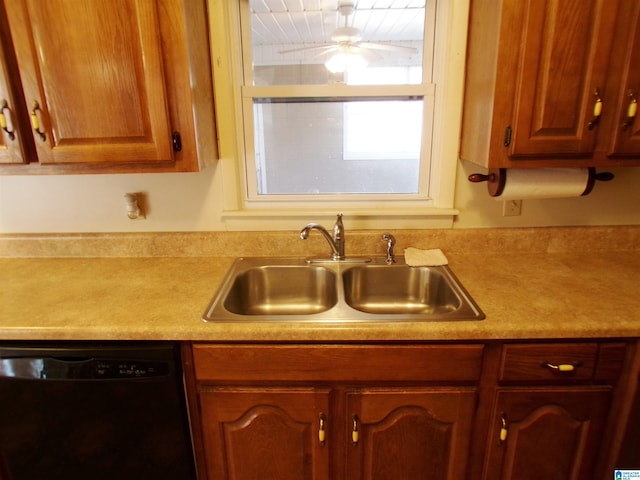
[345,387,477,480]
[199,387,330,480]
[483,387,612,480]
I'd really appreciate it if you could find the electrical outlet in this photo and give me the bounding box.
[502,200,522,216]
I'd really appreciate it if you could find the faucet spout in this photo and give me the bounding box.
[299,214,346,261]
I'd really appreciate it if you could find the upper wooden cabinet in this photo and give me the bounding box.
[0,0,216,173]
[460,0,640,168]
[0,4,31,165]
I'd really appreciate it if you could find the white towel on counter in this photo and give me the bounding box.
[404,247,448,266]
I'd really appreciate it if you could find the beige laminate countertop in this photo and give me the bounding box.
[1,250,639,342]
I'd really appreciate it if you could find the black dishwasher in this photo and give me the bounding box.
[0,342,196,480]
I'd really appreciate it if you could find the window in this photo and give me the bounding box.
[210,0,468,225]
[242,0,434,198]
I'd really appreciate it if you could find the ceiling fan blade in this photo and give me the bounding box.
[278,44,336,54]
[358,42,418,53]
[346,45,382,62]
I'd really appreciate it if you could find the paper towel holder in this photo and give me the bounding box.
[468,168,614,197]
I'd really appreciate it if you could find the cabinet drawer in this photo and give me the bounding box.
[499,343,598,382]
[193,344,484,383]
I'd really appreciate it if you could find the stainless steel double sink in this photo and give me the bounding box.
[203,256,485,322]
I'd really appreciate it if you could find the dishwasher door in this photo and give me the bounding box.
[0,342,196,480]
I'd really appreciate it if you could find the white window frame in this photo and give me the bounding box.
[208,0,470,230]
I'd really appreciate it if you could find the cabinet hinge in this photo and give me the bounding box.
[172,131,182,152]
[504,126,512,147]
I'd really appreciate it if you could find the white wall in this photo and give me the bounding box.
[454,162,640,228]
[0,166,224,233]
[2,0,639,235]
[1,158,638,234]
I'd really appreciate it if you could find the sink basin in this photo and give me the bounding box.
[343,265,461,315]
[224,265,337,315]
[203,257,484,322]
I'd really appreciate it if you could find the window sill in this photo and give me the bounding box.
[221,207,458,231]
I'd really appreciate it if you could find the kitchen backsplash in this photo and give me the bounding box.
[0,226,638,258]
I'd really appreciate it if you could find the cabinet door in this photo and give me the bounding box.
[607,0,640,158]
[199,387,330,480]
[483,387,611,480]
[0,40,22,164]
[3,0,172,165]
[508,0,617,158]
[346,388,477,480]
[0,8,28,164]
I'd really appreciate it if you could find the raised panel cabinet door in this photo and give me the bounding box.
[346,388,477,480]
[0,40,22,164]
[508,0,618,158]
[3,0,173,165]
[0,9,28,165]
[607,0,640,158]
[483,387,612,480]
[198,387,330,480]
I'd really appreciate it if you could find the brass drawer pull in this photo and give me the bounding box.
[541,361,583,374]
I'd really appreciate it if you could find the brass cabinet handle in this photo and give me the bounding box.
[0,100,15,141]
[588,88,603,130]
[351,414,359,445]
[318,413,326,446]
[30,101,46,141]
[623,90,637,130]
[499,412,508,444]
[541,361,582,374]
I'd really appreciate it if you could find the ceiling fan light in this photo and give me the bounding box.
[325,51,368,73]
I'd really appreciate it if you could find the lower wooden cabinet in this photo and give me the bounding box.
[198,386,476,480]
[345,388,476,480]
[199,387,330,479]
[183,340,635,480]
[483,387,612,480]
[187,343,482,480]
[473,341,630,480]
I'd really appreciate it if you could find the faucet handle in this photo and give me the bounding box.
[333,213,343,236]
[382,233,396,264]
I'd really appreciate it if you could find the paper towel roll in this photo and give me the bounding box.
[468,168,615,199]
[495,168,591,200]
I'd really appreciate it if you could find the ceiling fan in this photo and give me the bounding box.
[279,2,418,72]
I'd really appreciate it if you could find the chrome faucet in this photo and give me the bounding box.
[382,233,396,264]
[299,214,345,261]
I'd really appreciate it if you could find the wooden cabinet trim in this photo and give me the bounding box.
[193,344,485,384]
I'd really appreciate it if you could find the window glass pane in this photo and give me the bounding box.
[249,1,426,86]
[344,100,423,160]
[253,98,422,195]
